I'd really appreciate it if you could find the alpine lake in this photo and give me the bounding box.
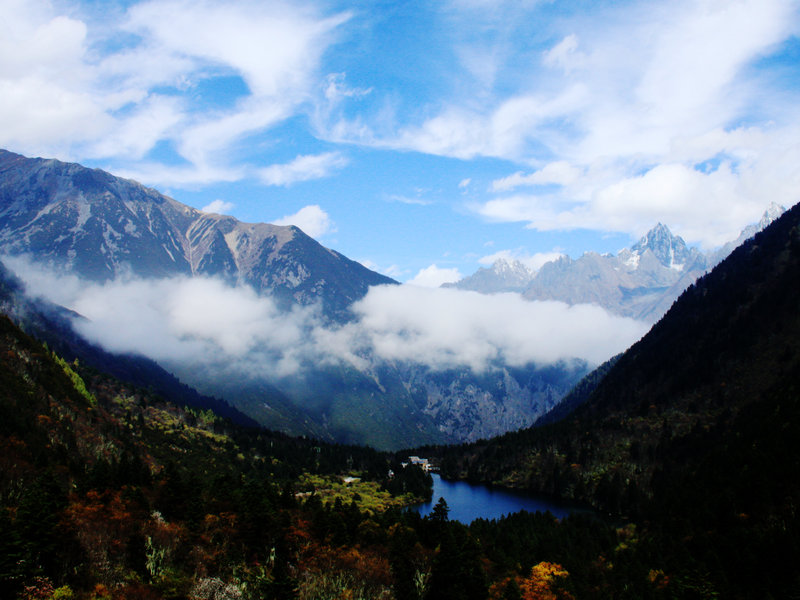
[410,473,591,524]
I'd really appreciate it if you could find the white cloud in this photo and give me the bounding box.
[259,152,348,186]
[407,264,463,287]
[0,0,350,183]
[201,199,235,214]
[479,137,800,250]
[115,162,246,188]
[2,0,798,254]
[272,204,335,238]
[346,285,647,370]
[378,85,587,161]
[491,161,582,192]
[318,0,800,247]
[542,34,585,73]
[7,259,647,377]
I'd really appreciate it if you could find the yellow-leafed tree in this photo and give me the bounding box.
[519,562,573,600]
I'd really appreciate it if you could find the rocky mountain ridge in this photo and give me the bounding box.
[443,258,535,293]
[451,207,784,323]
[0,149,394,319]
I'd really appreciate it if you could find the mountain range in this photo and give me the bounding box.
[0,149,590,449]
[0,148,784,451]
[449,206,785,323]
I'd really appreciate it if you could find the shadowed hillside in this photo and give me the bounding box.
[430,201,800,598]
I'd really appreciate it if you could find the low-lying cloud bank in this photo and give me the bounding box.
[7,257,649,379]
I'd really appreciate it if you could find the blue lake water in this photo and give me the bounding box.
[411,473,584,524]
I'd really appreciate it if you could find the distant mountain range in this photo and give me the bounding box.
[0,149,590,449]
[449,206,785,322]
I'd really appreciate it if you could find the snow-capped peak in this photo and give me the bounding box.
[758,202,785,230]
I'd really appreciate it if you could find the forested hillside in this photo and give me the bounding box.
[0,311,674,599]
[429,202,800,597]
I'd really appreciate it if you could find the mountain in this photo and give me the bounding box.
[707,201,786,266]
[0,149,591,449]
[394,360,588,442]
[432,200,800,598]
[0,149,395,320]
[523,223,707,322]
[451,210,785,325]
[443,258,535,293]
[0,258,265,428]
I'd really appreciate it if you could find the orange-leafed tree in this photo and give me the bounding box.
[519,561,573,600]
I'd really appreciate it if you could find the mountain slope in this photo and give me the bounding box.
[0,258,267,428]
[443,258,535,293]
[0,309,441,600]
[433,200,800,597]
[440,201,800,497]
[0,149,395,319]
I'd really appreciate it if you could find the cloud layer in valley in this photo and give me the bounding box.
[8,259,647,379]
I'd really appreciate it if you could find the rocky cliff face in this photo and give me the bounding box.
[405,361,589,442]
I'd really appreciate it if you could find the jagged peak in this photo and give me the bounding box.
[490,257,534,275]
[629,222,698,272]
[759,202,786,228]
[636,222,677,245]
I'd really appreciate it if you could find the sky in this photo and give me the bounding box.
[1,0,800,286]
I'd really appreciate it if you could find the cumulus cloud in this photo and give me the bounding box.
[201,199,235,214]
[272,204,336,238]
[479,139,800,250]
[7,259,647,379]
[407,264,463,287]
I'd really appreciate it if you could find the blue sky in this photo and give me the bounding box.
[2,0,799,285]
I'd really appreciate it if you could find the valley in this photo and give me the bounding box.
[0,150,798,599]
[0,150,639,449]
